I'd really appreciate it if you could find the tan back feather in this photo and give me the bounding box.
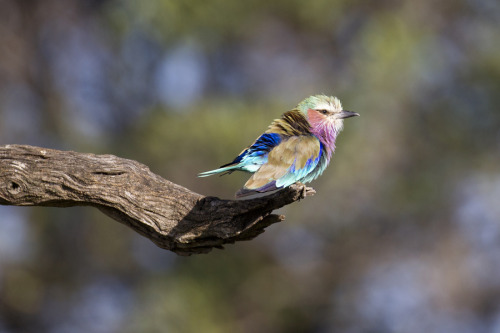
[265,110,311,136]
[244,135,320,189]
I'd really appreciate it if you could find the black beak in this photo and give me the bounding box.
[338,110,360,119]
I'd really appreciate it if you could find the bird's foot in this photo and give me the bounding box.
[296,182,316,199]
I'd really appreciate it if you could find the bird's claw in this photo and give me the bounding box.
[295,182,315,200]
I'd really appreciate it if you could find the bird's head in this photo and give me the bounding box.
[297,95,359,133]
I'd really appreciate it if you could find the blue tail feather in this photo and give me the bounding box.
[198,165,238,177]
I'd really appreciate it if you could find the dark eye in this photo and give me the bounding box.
[318,109,328,115]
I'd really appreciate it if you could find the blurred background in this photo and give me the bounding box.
[1,0,500,332]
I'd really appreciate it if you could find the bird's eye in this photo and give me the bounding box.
[318,109,328,115]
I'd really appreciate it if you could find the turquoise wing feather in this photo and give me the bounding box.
[198,133,281,177]
[236,135,323,197]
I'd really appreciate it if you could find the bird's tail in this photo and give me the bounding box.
[198,165,238,177]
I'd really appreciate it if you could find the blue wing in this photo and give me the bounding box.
[221,132,281,169]
[198,133,282,177]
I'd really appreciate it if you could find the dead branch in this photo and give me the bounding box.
[0,144,314,255]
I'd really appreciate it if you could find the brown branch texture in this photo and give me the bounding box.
[0,145,314,255]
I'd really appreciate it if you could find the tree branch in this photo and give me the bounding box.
[0,144,315,255]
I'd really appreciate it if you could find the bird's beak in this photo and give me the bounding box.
[338,110,360,119]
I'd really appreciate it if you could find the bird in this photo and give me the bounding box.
[198,95,359,198]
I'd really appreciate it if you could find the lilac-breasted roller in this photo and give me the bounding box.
[198,95,359,197]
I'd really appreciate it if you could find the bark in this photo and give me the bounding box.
[0,144,315,255]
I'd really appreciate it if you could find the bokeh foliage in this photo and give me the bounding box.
[0,0,500,332]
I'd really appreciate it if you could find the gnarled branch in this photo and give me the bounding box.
[0,144,314,255]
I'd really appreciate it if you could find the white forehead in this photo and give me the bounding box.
[314,97,342,111]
